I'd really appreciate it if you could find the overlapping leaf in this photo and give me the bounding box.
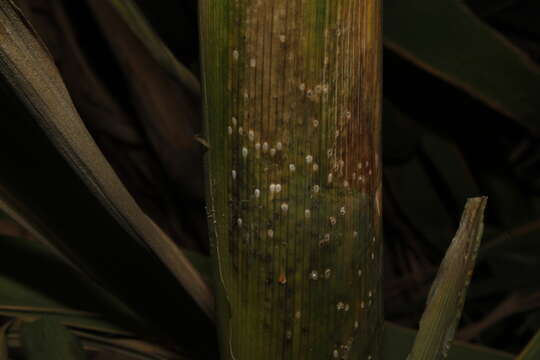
[0,1,214,356]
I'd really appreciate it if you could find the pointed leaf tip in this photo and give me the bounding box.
[409,197,487,360]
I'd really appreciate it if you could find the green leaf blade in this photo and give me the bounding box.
[409,197,488,360]
[517,330,540,360]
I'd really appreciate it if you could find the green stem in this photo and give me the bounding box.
[199,1,382,359]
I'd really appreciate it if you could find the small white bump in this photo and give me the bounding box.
[295,311,301,319]
[232,49,239,60]
[237,218,242,227]
[267,229,274,238]
[337,302,345,311]
[270,148,276,157]
[322,84,329,93]
[312,119,319,127]
[250,58,256,67]
[312,185,320,193]
[279,34,286,43]
[255,142,261,151]
[372,236,376,243]
[312,163,319,172]
[238,126,243,135]
[368,290,373,298]
[329,216,336,226]
[343,180,349,188]
[310,270,319,280]
[371,252,375,260]
[327,149,333,157]
[254,189,261,198]
[242,147,248,158]
[269,184,276,193]
[228,126,233,135]
[328,173,333,184]
[346,111,352,119]
[276,142,283,151]
[305,209,311,219]
[324,268,331,279]
[262,142,269,153]
[358,269,362,277]
[232,170,237,180]
[354,321,359,329]
[281,203,289,212]
[340,207,346,215]
[289,164,296,172]
[335,130,340,137]
[232,117,237,127]
[361,301,365,309]
[299,83,305,91]
[248,130,255,141]
[275,184,282,193]
[333,349,339,358]
[305,155,313,164]
[353,231,358,238]
[344,303,350,312]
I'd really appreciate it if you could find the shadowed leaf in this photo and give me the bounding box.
[0,1,214,354]
[0,320,12,360]
[107,0,200,96]
[384,0,540,134]
[0,231,141,335]
[385,157,455,251]
[20,318,87,360]
[87,0,205,202]
[383,322,513,360]
[13,0,200,250]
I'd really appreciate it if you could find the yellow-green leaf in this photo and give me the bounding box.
[517,330,540,360]
[409,197,487,360]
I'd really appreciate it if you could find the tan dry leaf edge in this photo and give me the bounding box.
[0,0,213,319]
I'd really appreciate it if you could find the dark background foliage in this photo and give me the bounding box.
[2,0,539,356]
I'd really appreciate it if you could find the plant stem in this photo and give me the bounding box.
[199,1,382,358]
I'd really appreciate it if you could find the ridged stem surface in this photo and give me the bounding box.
[199,1,382,359]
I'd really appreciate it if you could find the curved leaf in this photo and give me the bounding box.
[0,1,214,354]
[384,0,540,134]
[106,0,200,96]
